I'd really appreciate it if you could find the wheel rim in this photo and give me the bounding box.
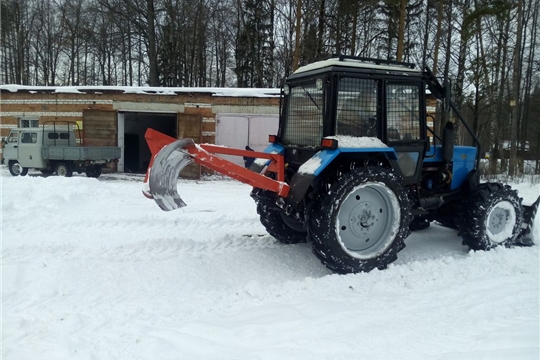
[486,200,516,243]
[12,163,22,175]
[336,183,400,259]
[57,166,67,176]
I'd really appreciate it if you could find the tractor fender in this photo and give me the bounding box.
[297,147,397,177]
[248,143,285,173]
[286,147,398,209]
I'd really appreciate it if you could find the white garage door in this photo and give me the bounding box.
[216,114,279,166]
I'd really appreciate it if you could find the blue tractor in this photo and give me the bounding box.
[144,56,539,274]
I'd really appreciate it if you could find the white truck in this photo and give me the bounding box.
[2,123,121,178]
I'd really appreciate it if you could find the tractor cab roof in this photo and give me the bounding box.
[289,56,423,81]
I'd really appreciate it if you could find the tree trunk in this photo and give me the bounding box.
[432,0,444,75]
[396,0,407,61]
[146,0,159,86]
[316,0,325,56]
[292,0,302,71]
[509,0,523,176]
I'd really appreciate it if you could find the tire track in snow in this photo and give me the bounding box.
[81,213,262,231]
[2,234,281,262]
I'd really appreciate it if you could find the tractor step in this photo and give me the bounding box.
[516,196,540,246]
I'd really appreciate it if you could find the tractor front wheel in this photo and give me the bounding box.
[307,167,412,274]
[458,183,523,251]
[256,201,307,244]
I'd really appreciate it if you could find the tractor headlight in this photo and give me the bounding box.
[283,85,290,95]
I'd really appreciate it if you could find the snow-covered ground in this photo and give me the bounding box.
[2,170,539,360]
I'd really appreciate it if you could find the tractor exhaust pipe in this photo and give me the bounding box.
[442,121,455,165]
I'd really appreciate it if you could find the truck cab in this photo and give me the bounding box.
[3,122,120,178]
[4,126,77,170]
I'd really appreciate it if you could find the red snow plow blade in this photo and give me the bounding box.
[143,128,289,211]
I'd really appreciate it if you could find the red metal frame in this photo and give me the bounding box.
[144,128,290,198]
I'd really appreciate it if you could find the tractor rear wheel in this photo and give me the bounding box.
[458,183,523,251]
[307,167,412,274]
[256,201,307,244]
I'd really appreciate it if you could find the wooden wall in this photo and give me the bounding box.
[0,90,279,178]
[0,91,279,138]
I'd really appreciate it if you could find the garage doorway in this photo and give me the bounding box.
[120,112,176,173]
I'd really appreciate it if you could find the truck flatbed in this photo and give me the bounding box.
[42,146,120,161]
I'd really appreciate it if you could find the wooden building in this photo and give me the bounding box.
[0,85,281,177]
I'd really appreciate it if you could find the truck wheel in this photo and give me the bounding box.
[55,162,73,177]
[8,161,28,176]
[86,166,102,178]
[307,167,412,274]
[256,201,307,244]
[458,183,523,251]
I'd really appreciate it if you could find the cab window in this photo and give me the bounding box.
[386,83,421,141]
[336,78,379,137]
[21,132,37,143]
[7,131,19,143]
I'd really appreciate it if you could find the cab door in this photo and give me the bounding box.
[18,131,44,168]
[384,82,428,181]
[3,130,20,162]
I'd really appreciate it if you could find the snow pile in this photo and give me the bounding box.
[2,170,539,360]
[327,135,388,148]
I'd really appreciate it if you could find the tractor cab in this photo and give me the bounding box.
[279,56,429,182]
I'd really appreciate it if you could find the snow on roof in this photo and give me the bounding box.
[294,58,422,75]
[327,135,388,148]
[298,155,323,175]
[0,84,281,98]
[297,136,388,175]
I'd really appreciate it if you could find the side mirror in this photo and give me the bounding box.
[1,137,6,144]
